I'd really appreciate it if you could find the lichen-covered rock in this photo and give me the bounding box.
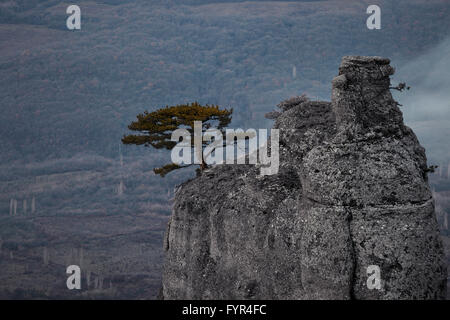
[162,56,447,300]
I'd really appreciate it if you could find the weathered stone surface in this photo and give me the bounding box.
[162,56,447,300]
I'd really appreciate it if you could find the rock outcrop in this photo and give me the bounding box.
[162,56,447,299]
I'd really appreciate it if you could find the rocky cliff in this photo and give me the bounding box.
[162,56,447,300]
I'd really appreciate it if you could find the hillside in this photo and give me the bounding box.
[0,0,449,299]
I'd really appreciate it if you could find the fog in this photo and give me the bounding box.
[393,36,450,164]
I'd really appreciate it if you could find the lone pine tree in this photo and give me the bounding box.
[122,102,233,177]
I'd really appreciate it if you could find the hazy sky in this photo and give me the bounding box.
[393,36,450,163]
